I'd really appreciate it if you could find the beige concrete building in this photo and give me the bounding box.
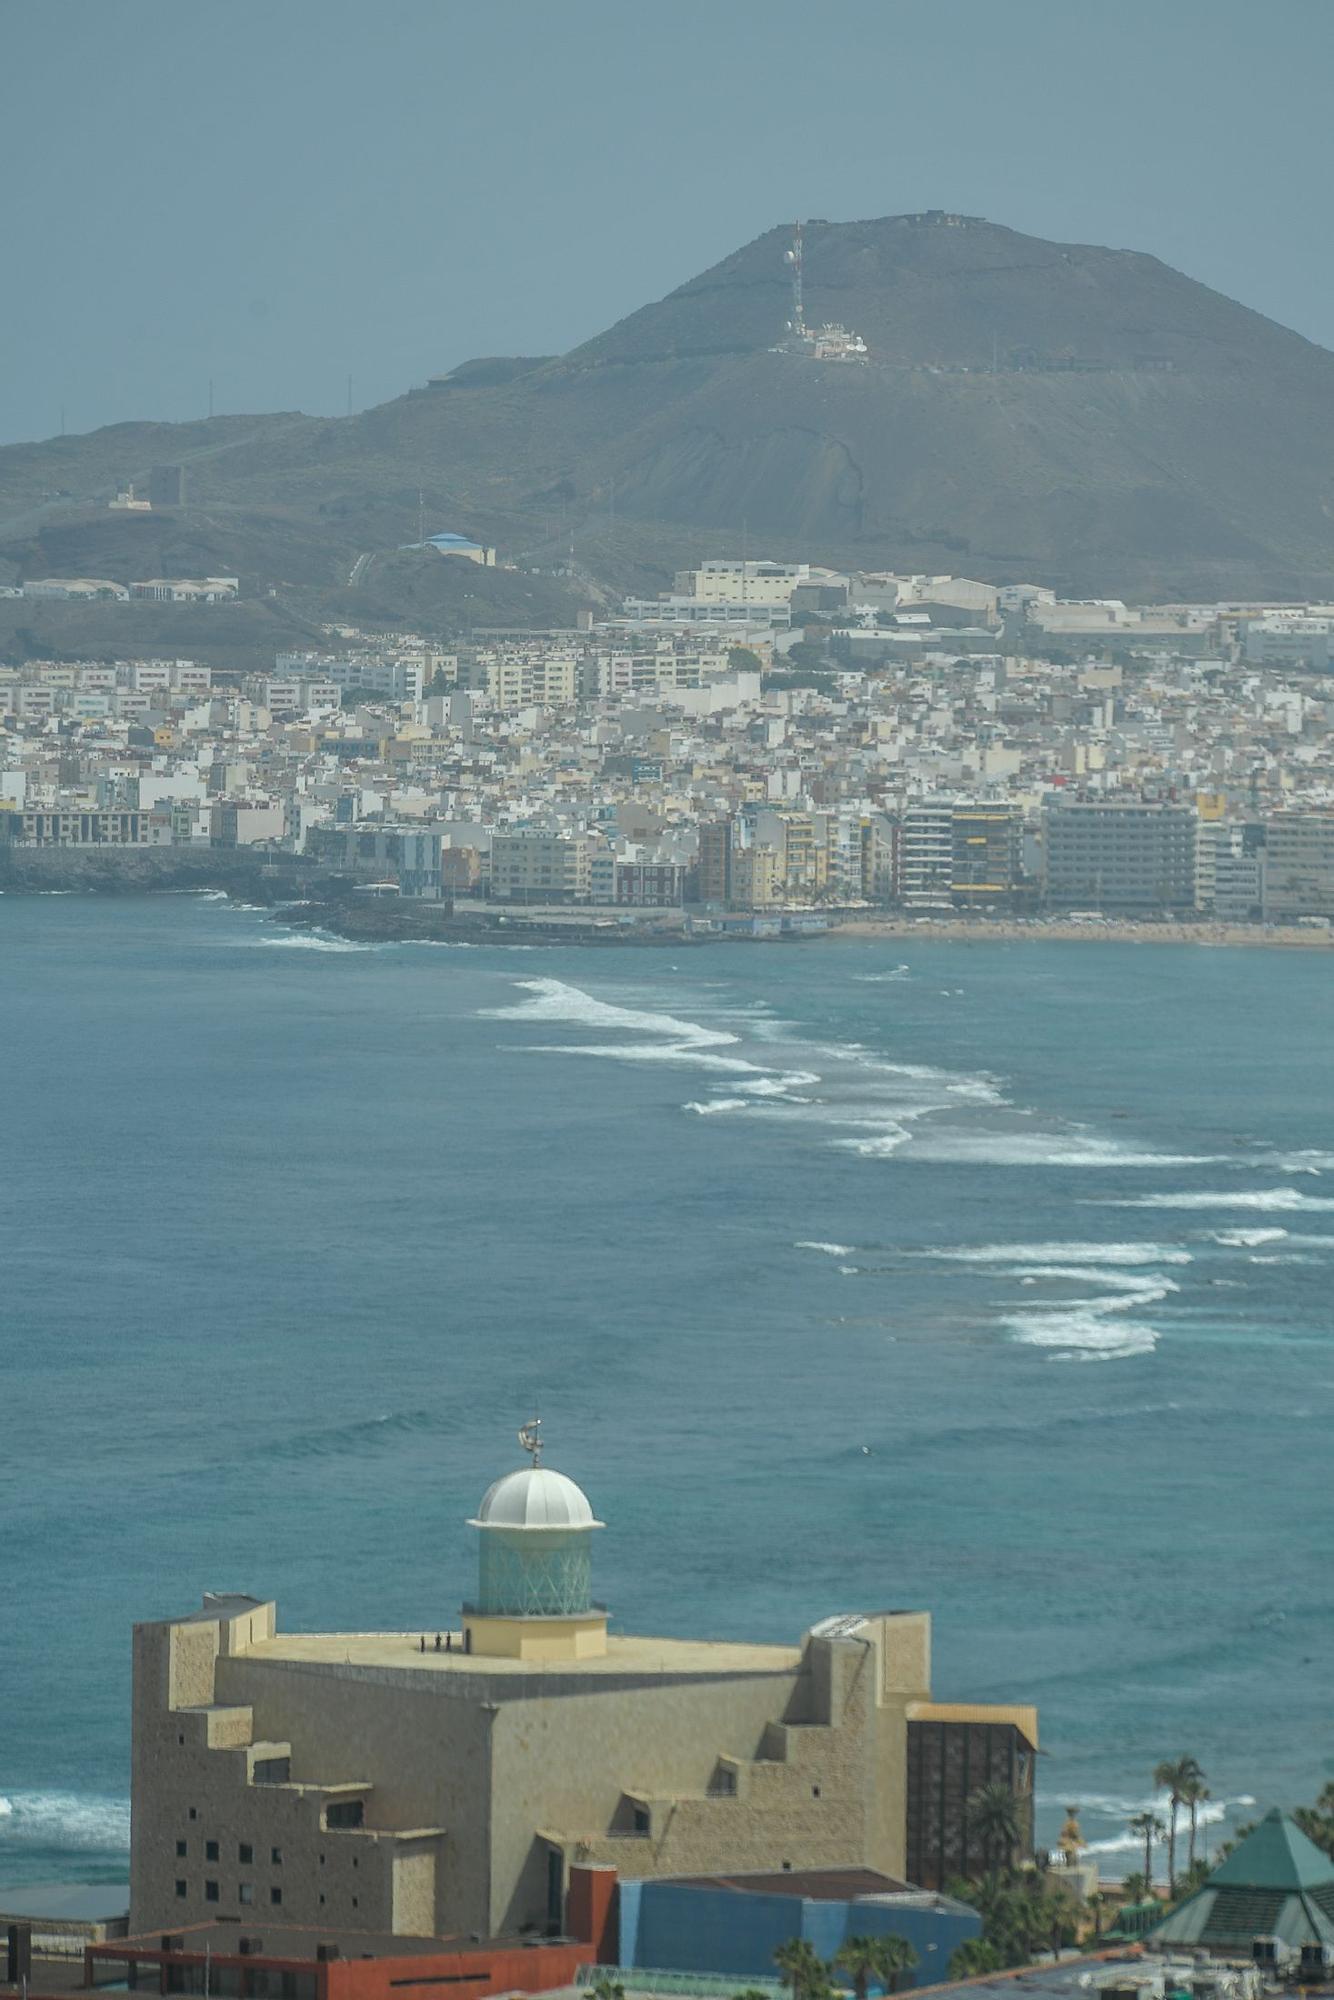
[489,830,591,902]
[131,1431,1036,1945]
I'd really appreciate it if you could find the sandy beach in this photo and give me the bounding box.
[827,915,1334,948]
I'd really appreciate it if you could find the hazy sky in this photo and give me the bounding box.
[4,0,1333,446]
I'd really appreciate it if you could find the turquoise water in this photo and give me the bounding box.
[2,895,1332,1886]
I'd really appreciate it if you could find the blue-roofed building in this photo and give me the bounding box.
[617,1868,981,1988]
[423,530,495,565]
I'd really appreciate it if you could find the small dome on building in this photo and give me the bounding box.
[470,1465,603,1531]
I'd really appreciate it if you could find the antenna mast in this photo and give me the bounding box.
[785,221,806,339]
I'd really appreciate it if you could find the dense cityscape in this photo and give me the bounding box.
[4,553,1334,931]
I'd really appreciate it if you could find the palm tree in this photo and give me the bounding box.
[966,1783,1024,1875]
[1179,1769,1210,1872]
[1129,1811,1167,1890]
[775,1938,830,2000]
[949,1940,1001,1981]
[833,1938,881,2000]
[1153,1757,1202,1895]
[873,1936,919,1995]
[1121,1871,1149,1905]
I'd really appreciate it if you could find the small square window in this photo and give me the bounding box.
[239,1884,253,1906]
[239,1843,253,1864]
[205,1881,219,1904]
[176,1840,187,1858]
[178,1733,185,1746]
[205,1840,219,1862]
[271,1847,282,1866]
[188,1807,198,1821]
[351,1897,358,1910]
[270,1887,283,1906]
[175,1881,187,1900]
[319,1895,326,1907]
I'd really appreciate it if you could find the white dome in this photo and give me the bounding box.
[469,1465,603,1531]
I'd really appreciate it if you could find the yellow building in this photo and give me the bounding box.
[130,1429,1037,1944]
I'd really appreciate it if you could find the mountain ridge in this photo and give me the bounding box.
[4,212,1334,631]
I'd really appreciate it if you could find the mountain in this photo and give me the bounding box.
[4,213,1334,656]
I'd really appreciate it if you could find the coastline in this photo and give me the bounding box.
[2,850,1330,950]
[824,915,1334,949]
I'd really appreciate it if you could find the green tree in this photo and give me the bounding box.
[966,1783,1024,1875]
[1121,1872,1149,1905]
[833,1938,881,2000]
[949,1940,1002,1981]
[1154,1757,1202,1895]
[728,645,763,674]
[589,1979,625,2000]
[873,1936,919,1994]
[1129,1811,1166,1890]
[775,1938,831,2000]
[1179,1768,1210,1873]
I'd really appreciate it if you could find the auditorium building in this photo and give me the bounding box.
[131,1431,1037,1941]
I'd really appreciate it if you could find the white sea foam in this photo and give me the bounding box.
[910,1131,1214,1168]
[0,1790,131,1851]
[253,933,375,953]
[796,1241,856,1257]
[852,966,912,983]
[736,1071,821,1097]
[486,977,737,1047]
[1001,1265,1180,1300]
[1208,1226,1289,1248]
[836,1127,914,1159]
[920,1240,1192,1266]
[684,1098,749,1116]
[1268,1149,1334,1174]
[487,976,767,1073]
[1108,1187,1334,1212]
[1003,1310,1159,1360]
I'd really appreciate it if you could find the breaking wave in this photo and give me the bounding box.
[1107,1188,1334,1213]
[0,1791,131,1853]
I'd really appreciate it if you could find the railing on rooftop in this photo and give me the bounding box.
[577,1971,784,1999]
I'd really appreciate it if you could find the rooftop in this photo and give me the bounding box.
[238,1629,802,1679]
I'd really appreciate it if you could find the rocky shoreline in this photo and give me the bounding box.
[3,851,1329,950]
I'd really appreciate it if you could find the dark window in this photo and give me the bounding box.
[326,1801,364,1830]
[271,1848,282,1866]
[176,1840,187,1857]
[178,1733,185,1746]
[188,1807,198,1821]
[205,1882,219,1904]
[239,1885,254,1906]
[270,1887,283,1907]
[631,1807,650,1835]
[351,1898,358,1911]
[239,1844,253,1865]
[175,1881,187,1899]
[205,1841,219,1862]
[253,1756,290,1785]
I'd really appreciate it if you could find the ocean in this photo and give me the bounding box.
[2,893,1331,1888]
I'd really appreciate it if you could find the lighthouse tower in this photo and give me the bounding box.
[463,1421,607,1661]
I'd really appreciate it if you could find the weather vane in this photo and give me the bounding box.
[517,1417,543,1466]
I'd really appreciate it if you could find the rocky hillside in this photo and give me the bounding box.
[4,212,1334,636]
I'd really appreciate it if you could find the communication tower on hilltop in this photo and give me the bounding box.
[784,221,807,340]
[777,220,869,362]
